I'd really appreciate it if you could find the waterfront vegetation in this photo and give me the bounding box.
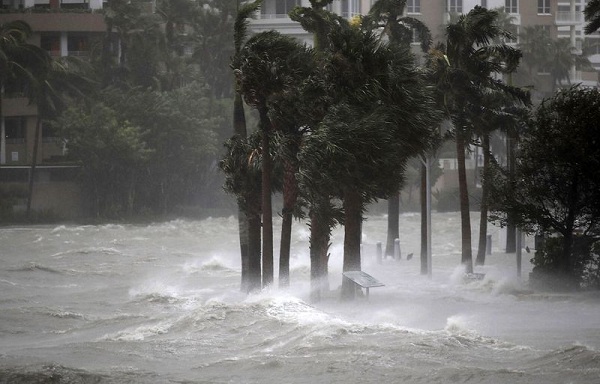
[1,0,599,291]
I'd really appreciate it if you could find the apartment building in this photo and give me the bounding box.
[253,0,597,90]
[0,0,108,216]
[251,0,598,192]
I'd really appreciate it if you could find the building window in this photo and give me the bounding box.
[411,28,421,44]
[341,0,360,18]
[448,0,462,13]
[505,25,519,44]
[67,35,89,56]
[505,0,518,14]
[273,0,299,17]
[407,0,420,14]
[40,33,61,57]
[60,0,88,10]
[42,123,59,143]
[5,117,26,144]
[3,76,27,97]
[538,0,550,14]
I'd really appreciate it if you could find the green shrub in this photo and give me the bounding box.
[532,235,600,290]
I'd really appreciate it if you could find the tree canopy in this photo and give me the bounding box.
[488,86,600,277]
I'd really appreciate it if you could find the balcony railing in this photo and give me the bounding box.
[258,13,292,19]
[67,50,89,57]
[258,11,360,20]
[555,11,583,25]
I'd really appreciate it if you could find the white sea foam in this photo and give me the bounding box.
[2,212,599,384]
[100,321,173,341]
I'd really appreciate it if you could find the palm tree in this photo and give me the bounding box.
[269,76,320,288]
[0,20,48,161]
[221,131,262,292]
[363,0,432,259]
[305,24,438,299]
[229,0,262,293]
[236,30,312,288]
[517,25,552,87]
[548,38,576,90]
[26,57,95,219]
[364,0,432,52]
[432,6,523,274]
[470,91,529,266]
[584,0,600,35]
[102,0,143,85]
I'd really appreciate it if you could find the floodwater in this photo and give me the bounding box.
[0,212,598,383]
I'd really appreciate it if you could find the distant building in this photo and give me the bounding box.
[0,0,110,217]
[250,0,598,195]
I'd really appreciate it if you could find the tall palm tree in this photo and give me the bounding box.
[363,0,432,259]
[517,25,552,87]
[584,0,600,35]
[364,0,432,52]
[269,73,319,288]
[290,2,344,299]
[26,56,95,219]
[470,91,529,266]
[236,30,312,288]
[229,0,262,293]
[102,0,143,85]
[548,38,592,91]
[431,6,522,273]
[305,24,438,299]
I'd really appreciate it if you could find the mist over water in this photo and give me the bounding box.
[0,213,599,383]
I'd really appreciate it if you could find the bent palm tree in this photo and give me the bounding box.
[305,24,438,299]
[470,91,529,266]
[236,30,312,287]
[226,0,262,293]
[432,6,523,273]
[363,0,433,259]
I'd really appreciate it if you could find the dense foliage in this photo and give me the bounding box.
[49,0,238,218]
[489,86,600,287]
[56,83,225,217]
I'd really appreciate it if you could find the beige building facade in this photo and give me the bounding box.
[0,0,107,217]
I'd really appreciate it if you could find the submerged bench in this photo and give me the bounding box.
[343,271,385,299]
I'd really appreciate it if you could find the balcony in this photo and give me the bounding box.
[0,12,105,32]
[555,11,584,25]
[251,12,308,36]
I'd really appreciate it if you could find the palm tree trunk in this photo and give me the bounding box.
[26,115,43,220]
[309,210,329,302]
[341,188,362,300]
[258,106,273,287]
[386,193,400,258]
[238,207,250,292]
[279,158,298,288]
[506,133,516,252]
[247,196,262,292]
[233,92,251,292]
[456,135,473,274]
[420,161,428,275]
[102,21,114,87]
[476,133,491,266]
[562,174,579,276]
[0,80,4,165]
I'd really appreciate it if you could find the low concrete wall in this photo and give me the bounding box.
[31,181,84,219]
